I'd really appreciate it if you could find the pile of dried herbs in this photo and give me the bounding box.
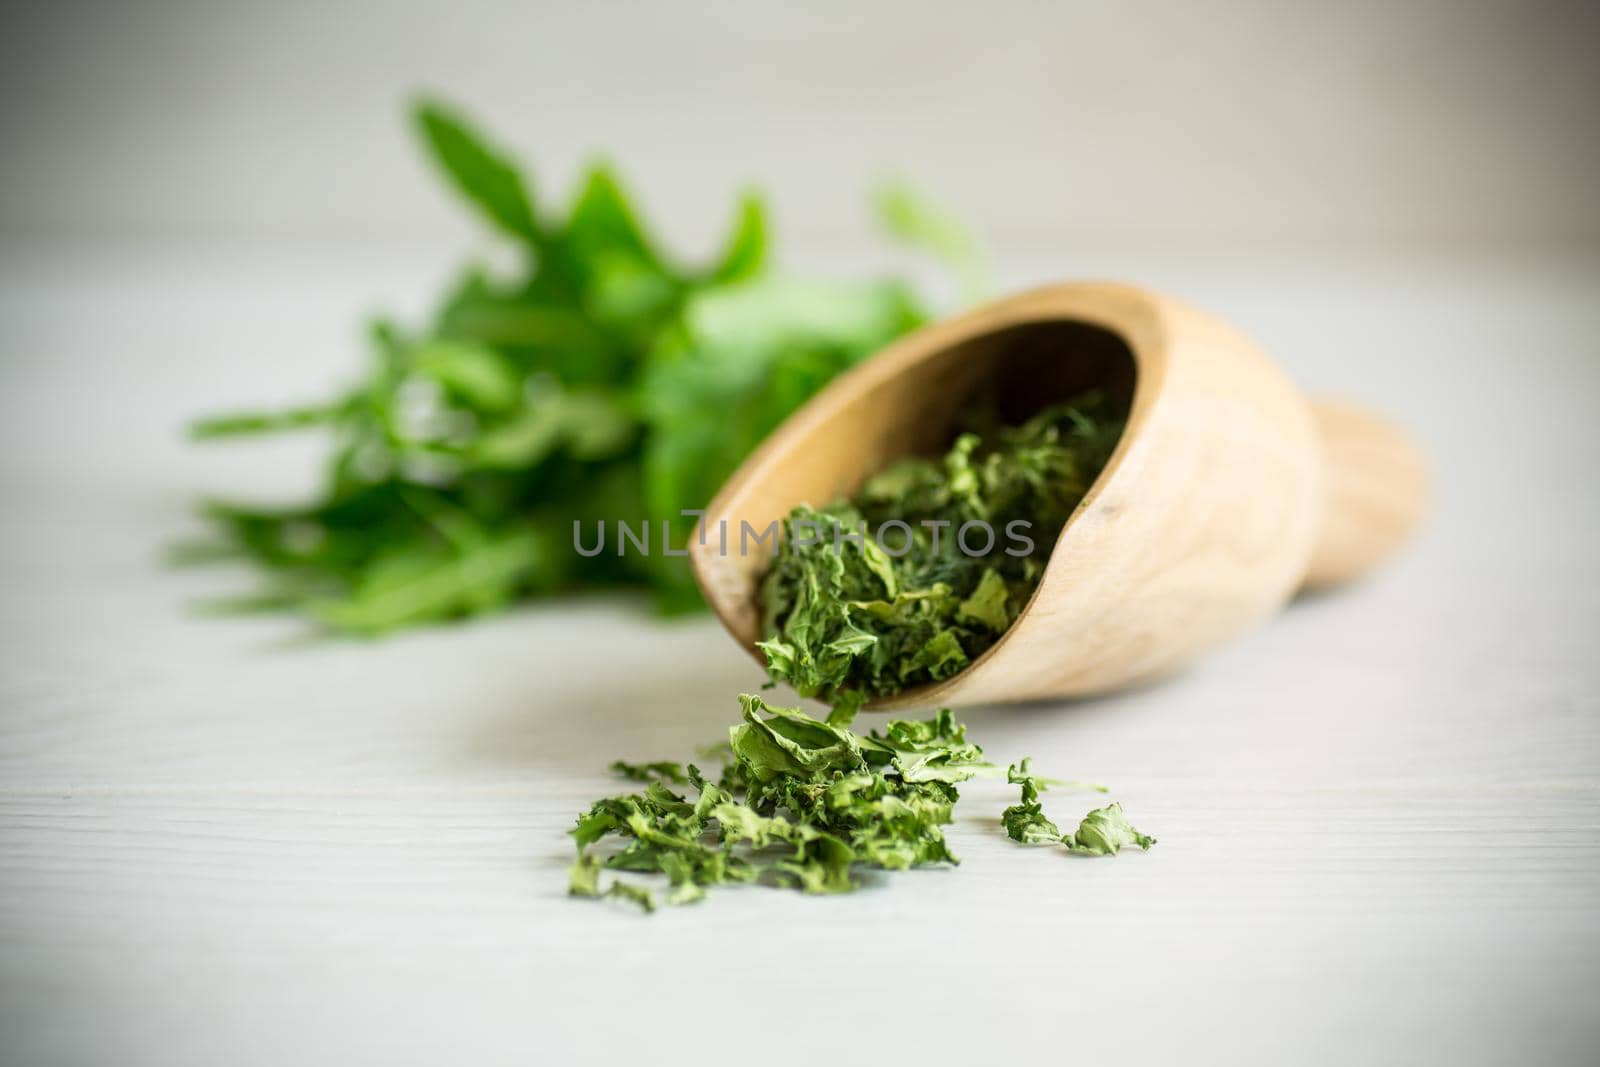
[571,395,1149,912]
[180,99,981,630]
[571,696,1153,912]
[759,390,1125,715]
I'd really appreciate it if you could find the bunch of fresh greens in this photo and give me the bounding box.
[181,99,981,631]
[571,697,1153,912]
[757,391,1125,713]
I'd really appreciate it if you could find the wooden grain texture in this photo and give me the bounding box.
[692,282,1425,708]
[0,245,1596,1067]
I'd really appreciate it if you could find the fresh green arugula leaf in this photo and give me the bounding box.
[875,180,990,303]
[415,100,542,244]
[308,526,554,636]
[189,402,355,439]
[705,192,769,284]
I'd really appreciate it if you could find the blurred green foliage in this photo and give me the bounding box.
[182,99,981,633]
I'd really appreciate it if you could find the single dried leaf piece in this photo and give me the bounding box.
[1001,758,1063,845]
[608,760,690,785]
[1062,802,1156,856]
[567,851,656,913]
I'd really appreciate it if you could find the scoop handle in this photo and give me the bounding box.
[1301,400,1428,591]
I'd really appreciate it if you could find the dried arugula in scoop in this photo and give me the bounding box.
[570,397,1150,913]
[757,390,1125,712]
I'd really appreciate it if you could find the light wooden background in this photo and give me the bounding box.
[0,241,1595,1065]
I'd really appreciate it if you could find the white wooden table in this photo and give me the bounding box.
[2,244,1596,1066]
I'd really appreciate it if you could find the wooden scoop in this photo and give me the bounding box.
[689,282,1427,710]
